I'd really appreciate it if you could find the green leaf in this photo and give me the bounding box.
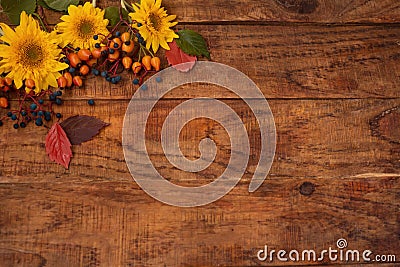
[37,0,51,10]
[0,0,37,24]
[175,30,210,59]
[104,6,129,27]
[42,0,79,12]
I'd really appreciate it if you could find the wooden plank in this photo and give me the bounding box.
[0,175,398,266]
[2,0,400,24]
[0,99,399,183]
[3,25,400,100]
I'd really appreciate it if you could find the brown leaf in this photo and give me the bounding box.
[60,115,110,145]
[45,123,73,169]
[165,40,197,72]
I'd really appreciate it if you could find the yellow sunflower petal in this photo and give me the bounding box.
[0,23,17,44]
[152,37,160,53]
[46,72,58,88]
[155,0,162,9]
[159,38,170,50]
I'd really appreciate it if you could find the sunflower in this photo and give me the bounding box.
[56,2,109,49]
[0,12,68,94]
[129,0,178,53]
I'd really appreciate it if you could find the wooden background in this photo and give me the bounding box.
[1,0,400,266]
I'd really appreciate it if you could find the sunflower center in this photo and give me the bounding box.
[19,43,44,68]
[149,13,162,31]
[78,19,95,38]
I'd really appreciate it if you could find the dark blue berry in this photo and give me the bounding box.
[113,43,119,48]
[35,118,43,126]
[49,94,56,101]
[11,114,17,120]
[88,99,95,106]
[92,69,100,76]
[38,99,44,104]
[38,111,44,117]
[135,32,141,38]
[69,67,76,73]
[55,98,62,105]
[133,78,139,85]
[56,113,62,118]
[111,77,117,84]
[115,76,121,82]
[137,23,142,27]
[115,31,121,37]
[7,111,12,117]
[109,48,115,54]
[56,91,62,96]
[0,121,3,126]
[21,111,27,116]
[125,41,131,46]
[45,111,51,117]
[75,47,80,51]
[93,35,99,40]
[63,58,70,64]
[31,111,37,117]
[138,37,144,44]
[101,71,108,77]
[45,115,51,121]
[106,77,112,82]
[13,123,19,129]
[20,122,26,128]
[30,103,37,110]
[95,43,101,48]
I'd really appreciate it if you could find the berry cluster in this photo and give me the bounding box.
[0,77,13,110]
[0,88,63,129]
[60,24,162,88]
[61,48,96,88]
[91,22,161,86]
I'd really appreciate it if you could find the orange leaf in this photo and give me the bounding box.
[45,122,72,169]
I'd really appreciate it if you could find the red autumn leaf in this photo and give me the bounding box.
[165,40,197,72]
[45,122,72,169]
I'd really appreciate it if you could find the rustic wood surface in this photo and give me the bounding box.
[1,0,400,266]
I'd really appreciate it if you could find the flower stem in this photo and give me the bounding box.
[141,44,154,57]
[31,13,48,32]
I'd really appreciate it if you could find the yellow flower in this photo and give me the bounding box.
[0,12,68,94]
[56,2,109,49]
[129,0,178,53]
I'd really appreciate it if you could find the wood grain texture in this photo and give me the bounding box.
[0,99,399,266]
[1,0,400,266]
[2,0,400,24]
[0,175,398,266]
[0,99,400,183]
